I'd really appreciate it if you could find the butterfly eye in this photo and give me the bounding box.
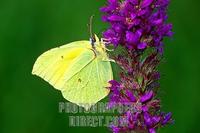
[90,36,96,46]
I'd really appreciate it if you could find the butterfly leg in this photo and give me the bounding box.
[102,58,115,62]
[100,38,114,52]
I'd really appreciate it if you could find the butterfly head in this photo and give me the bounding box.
[90,34,109,59]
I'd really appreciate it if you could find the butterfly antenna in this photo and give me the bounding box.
[88,15,96,46]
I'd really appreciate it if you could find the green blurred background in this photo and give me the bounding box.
[0,0,200,133]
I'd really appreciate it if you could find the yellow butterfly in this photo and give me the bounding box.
[32,35,113,110]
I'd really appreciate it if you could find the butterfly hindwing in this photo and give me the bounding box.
[61,57,113,110]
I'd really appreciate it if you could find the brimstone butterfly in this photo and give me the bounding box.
[32,35,113,110]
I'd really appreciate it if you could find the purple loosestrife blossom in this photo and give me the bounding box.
[100,0,173,133]
[101,0,173,51]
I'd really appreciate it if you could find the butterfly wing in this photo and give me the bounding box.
[32,41,95,90]
[62,57,113,110]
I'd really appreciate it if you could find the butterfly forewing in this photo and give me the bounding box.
[32,41,94,90]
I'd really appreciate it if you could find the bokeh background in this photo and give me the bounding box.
[0,0,200,133]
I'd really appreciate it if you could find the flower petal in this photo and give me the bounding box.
[107,15,124,21]
[126,90,136,102]
[140,91,154,103]
[138,42,147,49]
[149,128,156,133]
[141,0,154,8]
[162,112,172,125]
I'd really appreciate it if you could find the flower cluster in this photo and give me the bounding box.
[107,52,173,133]
[101,0,173,51]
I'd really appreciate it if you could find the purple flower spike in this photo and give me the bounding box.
[106,51,173,132]
[140,91,154,103]
[101,0,173,132]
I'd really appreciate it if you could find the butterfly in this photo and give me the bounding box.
[32,34,113,110]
